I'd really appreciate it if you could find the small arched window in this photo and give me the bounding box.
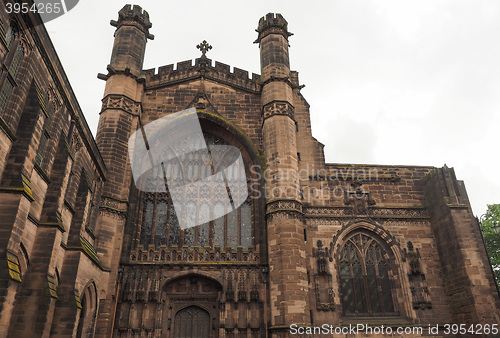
[35,87,56,167]
[339,232,396,316]
[137,133,253,251]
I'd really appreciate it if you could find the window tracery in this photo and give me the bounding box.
[137,133,253,251]
[339,232,396,316]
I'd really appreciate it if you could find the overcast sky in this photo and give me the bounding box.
[45,0,500,217]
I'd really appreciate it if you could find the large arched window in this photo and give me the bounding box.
[137,133,253,251]
[339,232,396,316]
[0,22,25,116]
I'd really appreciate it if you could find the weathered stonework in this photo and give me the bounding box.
[0,4,498,338]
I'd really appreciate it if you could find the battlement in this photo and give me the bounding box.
[145,58,261,93]
[257,13,288,32]
[111,4,152,30]
[255,13,292,42]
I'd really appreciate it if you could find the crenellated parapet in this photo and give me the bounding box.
[145,58,261,93]
[110,4,154,39]
[255,13,293,43]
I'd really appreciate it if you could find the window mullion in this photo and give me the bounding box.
[150,193,158,245]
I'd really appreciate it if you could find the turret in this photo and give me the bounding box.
[108,4,153,77]
[257,13,297,199]
[92,5,153,336]
[257,13,310,334]
[256,13,294,115]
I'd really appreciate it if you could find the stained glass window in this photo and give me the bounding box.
[240,202,252,250]
[138,133,254,253]
[226,208,238,250]
[9,44,24,78]
[168,207,181,248]
[339,232,395,316]
[213,203,225,248]
[154,201,168,247]
[140,200,154,246]
[5,26,13,47]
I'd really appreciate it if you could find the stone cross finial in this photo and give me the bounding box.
[197,40,212,56]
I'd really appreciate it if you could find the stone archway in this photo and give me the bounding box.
[163,274,222,338]
[76,282,97,338]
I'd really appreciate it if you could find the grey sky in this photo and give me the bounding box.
[46,0,500,217]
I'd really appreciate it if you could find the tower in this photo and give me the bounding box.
[93,5,153,336]
[256,13,311,334]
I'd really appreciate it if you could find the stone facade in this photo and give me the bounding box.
[0,3,498,338]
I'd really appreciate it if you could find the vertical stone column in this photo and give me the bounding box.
[256,13,310,336]
[93,5,153,336]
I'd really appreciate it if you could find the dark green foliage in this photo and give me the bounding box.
[480,204,500,287]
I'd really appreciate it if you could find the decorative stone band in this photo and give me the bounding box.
[101,94,141,116]
[305,206,430,220]
[266,199,303,214]
[260,75,293,88]
[129,245,259,264]
[101,195,129,210]
[98,196,129,219]
[266,199,304,222]
[262,101,295,120]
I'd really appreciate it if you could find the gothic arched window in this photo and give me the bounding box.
[137,133,253,251]
[339,232,396,316]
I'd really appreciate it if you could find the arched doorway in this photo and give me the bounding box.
[173,306,210,338]
[163,274,221,338]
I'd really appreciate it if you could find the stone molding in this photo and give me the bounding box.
[129,244,259,265]
[305,206,429,220]
[101,94,141,116]
[266,199,303,214]
[98,196,128,219]
[262,101,294,120]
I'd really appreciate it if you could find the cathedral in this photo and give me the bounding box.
[0,3,499,337]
